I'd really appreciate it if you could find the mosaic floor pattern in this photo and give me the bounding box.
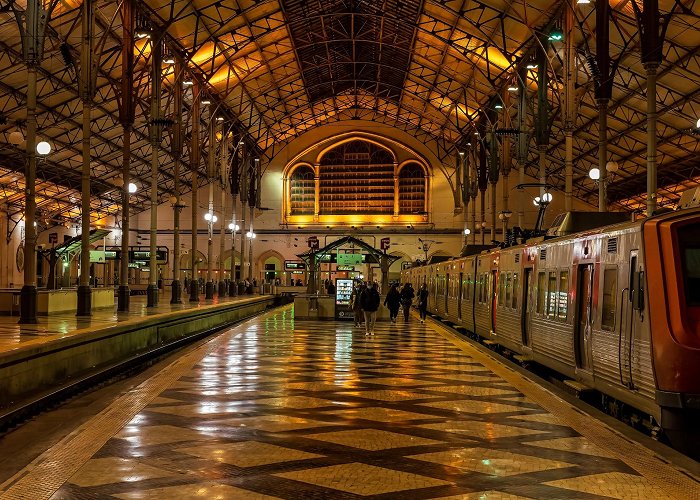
[1,306,697,499]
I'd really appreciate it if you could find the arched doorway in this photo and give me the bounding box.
[218,249,242,281]
[179,250,208,281]
[256,250,285,284]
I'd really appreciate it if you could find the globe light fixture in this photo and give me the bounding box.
[246,231,256,239]
[128,182,138,193]
[228,223,240,231]
[589,167,601,180]
[8,130,24,145]
[541,192,553,203]
[36,140,51,155]
[204,213,212,221]
[463,228,471,235]
[212,215,218,223]
[606,161,619,173]
[696,117,700,129]
[533,196,541,206]
[113,177,124,188]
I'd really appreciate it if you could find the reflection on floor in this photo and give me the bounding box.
[2,306,696,499]
[0,293,255,350]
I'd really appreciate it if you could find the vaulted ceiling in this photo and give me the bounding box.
[0,0,698,228]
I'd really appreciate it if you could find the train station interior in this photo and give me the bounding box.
[0,0,699,498]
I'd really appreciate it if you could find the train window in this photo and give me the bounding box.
[558,271,569,320]
[536,272,546,314]
[512,273,519,309]
[683,248,700,306]
[547,271,557,318]
[498,273,505,306]
[602,269,617,330]
[505,273,513,308]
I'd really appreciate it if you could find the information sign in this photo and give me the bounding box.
[308,236,319,250]
[284,260,306,270]
[48,232,58,244]
[380,237,390,250]
[336,265,355,271]
[337,253,363,266]
[335,278,355,320]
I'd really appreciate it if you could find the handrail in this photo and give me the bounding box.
[618,287,629,386]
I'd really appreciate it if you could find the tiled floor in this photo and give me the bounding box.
[1,306,698,499]
[0,293,258,352]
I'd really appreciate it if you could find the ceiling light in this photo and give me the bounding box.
[204,212,212,221]
[463,228,471,235]
[182,80,193,86]
[212,215,218,223]
[36,141,51,155]
[507,85,519,92]
[8,129,24,145]
[494,104,503,109]
[216,116,224,121]
[526,62,538,70]
[548,28,564,42]
[246,231,256,239]
[696,117,700,128]
[135,30,150,39]
[163,56,175,65]
[577,0,591,4]
[128,182,138,193]
[228,223,240,231]
[201,99,211,105]
[589,167,600,180]
[459,151,465,157]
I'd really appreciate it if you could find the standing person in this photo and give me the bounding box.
[350,282,365,327]
[384,283,401,323]
[360,282,381,336]
[400,283,415,321]
[327,280,336,294]
[417,282,429,323]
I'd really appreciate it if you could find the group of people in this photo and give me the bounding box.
[348,281,429,336]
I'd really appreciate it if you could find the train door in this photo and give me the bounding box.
[575,264,594,371]
[490,270,498,333]
[445,273,449,314]
[457,272,463,320]
[620,251,643,388]
[522,268,533,346]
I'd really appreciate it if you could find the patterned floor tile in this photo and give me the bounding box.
[304,428,443,450]
[67,457,177,487]
[8,309,694,500]
[523,436,619,458]
[113,483,281,499]
[544,472,674,499]
[177,441,323,467]
[419,420,542,440]
[274,462,452,495]
[409,447,573,476]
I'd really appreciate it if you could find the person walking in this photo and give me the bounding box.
[417,282,429,323]
[360,282,381,336]
[384,283,401,323]
[350,282,365,327]
[400,283,415,321]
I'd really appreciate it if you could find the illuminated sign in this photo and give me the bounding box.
[284,261,306,270]
[336,265,355,271]
[337,253,363,266]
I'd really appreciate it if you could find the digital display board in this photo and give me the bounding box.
[336,265,355,271]
[335,278,355,320]
[284,260,306,270]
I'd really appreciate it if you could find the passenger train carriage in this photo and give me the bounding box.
[402,203,700,455]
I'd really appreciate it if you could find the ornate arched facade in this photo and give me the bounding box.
[283,133,430,225]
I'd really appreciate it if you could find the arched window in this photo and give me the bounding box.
[399,162,425,214]
[290,165,315,215]
[319,140,394,214]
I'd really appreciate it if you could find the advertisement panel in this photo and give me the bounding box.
[334,278,355,320]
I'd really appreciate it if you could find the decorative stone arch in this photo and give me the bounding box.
[179,250,207,278]
[313,135,397,165]
[256,249,285,282]
[218,249,242,279]
[285,162,316,217]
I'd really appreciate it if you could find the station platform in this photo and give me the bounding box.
[1,307,698,499]
[0,294,274,411]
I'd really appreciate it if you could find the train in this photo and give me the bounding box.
[401,194,700,456]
